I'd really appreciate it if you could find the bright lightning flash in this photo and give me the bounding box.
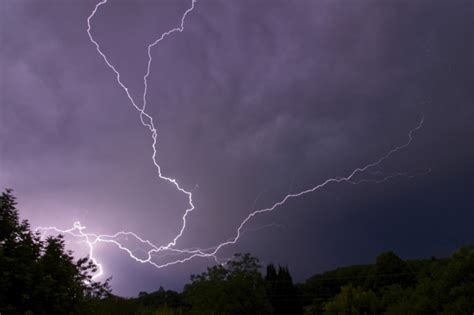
[36,0,428,279]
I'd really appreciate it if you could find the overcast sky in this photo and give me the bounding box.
[1,0,473,296]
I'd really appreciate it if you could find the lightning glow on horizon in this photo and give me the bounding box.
[36,0,428,280]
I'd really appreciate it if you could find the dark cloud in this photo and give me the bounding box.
[1,0,473,296]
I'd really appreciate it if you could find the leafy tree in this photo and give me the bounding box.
[300,264,373,313]
[323,284,379,315]
[385,244,474,314]
[366,251,415,290]
[184,253,271,315]
[0,189,110,314]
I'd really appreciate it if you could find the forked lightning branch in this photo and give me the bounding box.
[36,0,427,279]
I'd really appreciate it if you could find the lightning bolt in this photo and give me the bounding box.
[36,0,428,279]
[85,0,197,250]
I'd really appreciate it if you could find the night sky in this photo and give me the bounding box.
[1,0,473,296]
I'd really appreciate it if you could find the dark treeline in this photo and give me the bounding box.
[1,189,474,314]
[93,247,474,315]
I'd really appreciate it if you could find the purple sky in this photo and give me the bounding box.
[1,0,473,296]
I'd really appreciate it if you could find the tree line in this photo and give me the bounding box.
[1,189,473,314]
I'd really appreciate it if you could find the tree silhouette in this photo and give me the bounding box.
[0,189,110,314]
[184,253,271,314]
[265,264,302,314]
